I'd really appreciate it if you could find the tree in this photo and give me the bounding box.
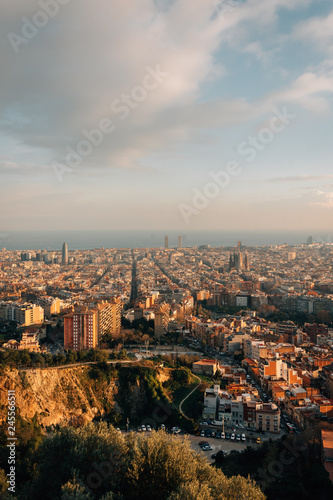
[61,476,92,500]
[20,351,31,366]
[214,451,224,464]
[118,349,128,360]
[0,469,13,499]
[26,424,265,500]
[172,368,192,385]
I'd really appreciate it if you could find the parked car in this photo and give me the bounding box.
[221,432,225,439]
[137,427,142,432]
[205,430,211,437]
[225,433,231,440]
[201,421,208,426]
[231,433,235,440]
[146,425,152,432]
[202,445,214,451]
[141,425,146,432]
[216,431,221,438]
[199,441,209,447]
[200,430,205,437]
[160,424,165,430]
[241,433,246,441]
[210,431,216,438]
[236,434,241,441]
[256,437,261,444]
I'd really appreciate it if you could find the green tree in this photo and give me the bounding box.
[20,351,31,365]
[172,368,192,385]
[27,424,265,500]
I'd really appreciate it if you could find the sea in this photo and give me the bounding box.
[0,230,331,251]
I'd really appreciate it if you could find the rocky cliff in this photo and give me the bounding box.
[0,365,172,427]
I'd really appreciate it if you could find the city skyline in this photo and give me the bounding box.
[1,1,333,232]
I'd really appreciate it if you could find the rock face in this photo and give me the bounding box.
[0,365,172,427]
[0,366,119,427]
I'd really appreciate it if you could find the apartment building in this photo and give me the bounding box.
[37,297,61,318]
[321,430,333,484]
[223,332,251,354]
[0,301,44,326]
[192,359,221,376]
[64,306,98,351]
[260,358,303,385]
[96,298,122,337]
[154,303,170,337]
[202,385,221,420]
[256,403,280,433]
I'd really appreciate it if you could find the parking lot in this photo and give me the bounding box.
[187,434,250,456]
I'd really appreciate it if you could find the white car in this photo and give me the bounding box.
[202,445,214,451]
[146,425,152,432]
[141,425,146,432]
[221,432,225,439]
[241,434,246,441]
[231,433,235,440]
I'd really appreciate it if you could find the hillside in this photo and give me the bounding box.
[0,364,173,428]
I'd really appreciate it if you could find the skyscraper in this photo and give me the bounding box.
[178,235,182,249]
[62,242,68,265]
[164,235,168,249]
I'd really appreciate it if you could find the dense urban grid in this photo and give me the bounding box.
[1,238,333,492]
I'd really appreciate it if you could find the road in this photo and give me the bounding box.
[179,374,202,420]
[16,359,138,371]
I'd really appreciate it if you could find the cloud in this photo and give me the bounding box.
[294,11,333,53]
[266,175,333,183]
[310,189,333,208]
[0,0,325,175]
[260,72,333,112]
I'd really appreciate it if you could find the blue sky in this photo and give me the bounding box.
[1,0,333,231]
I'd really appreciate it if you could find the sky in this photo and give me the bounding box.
[1,0,333,232]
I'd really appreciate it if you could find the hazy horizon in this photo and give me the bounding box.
[1,229,332,251]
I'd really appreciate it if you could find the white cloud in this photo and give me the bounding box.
[260,72,333,113]
[294,11,333,53]
[0,0,324,175]
[309,189,333,208]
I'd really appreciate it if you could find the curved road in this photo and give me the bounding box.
[179,374,202,420]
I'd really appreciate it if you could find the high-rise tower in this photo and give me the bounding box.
[164,235,169,249]
[62,242,68,265]
[178,235,182,249]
